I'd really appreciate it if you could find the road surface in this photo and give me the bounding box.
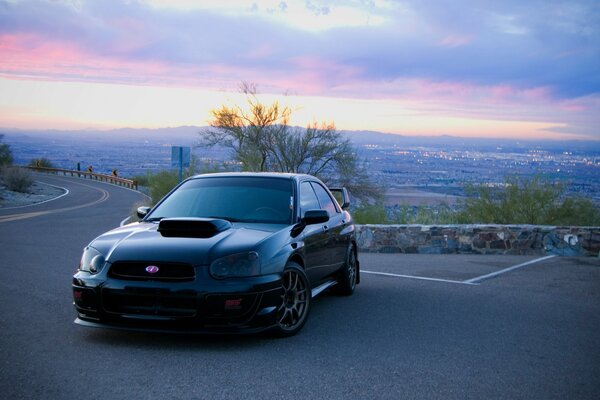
[1,173,599,399]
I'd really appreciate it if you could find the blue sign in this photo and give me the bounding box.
[171,146,191,168]
[171,146,191,182]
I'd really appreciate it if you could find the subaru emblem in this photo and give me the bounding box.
[145,265,160,274]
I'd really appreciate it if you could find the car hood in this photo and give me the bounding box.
[89,221,287,265]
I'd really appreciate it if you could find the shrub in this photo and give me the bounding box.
[131,173,151,188]
[0,135,12,168]
[352,203,388,224]
[457,175,600,226]
[29,158,54,168]
[148,170,180,205]
[3,167,33,193]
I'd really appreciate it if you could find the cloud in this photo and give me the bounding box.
[1,0,597,96]
[0,0,598,138]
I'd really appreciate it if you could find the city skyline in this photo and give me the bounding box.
[1,0,599,140]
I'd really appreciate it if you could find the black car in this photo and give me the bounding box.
[73,173,359,336]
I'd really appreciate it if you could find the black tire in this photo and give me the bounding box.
[273,262,311,337]
[335,244,358,296]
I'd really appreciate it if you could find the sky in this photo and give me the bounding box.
[0,0,599,140]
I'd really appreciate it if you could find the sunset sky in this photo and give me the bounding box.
[0,0,598,140]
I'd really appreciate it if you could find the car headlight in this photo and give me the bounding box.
[79,246,106,274]
[209,251,260,279]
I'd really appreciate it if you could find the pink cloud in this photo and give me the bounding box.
[0,33,229,89]
[280,56,363,94]
[438,34,474,48]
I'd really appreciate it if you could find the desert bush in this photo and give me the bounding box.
[29,158,55,168]
[0,134,12,168]
[457,175,600,226]
[352,203,388,224]
[148,170,179,205]
[3,167,33,193]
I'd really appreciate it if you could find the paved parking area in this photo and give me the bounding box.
[358,253,593,284]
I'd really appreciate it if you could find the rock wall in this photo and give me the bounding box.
[356,225,600,256]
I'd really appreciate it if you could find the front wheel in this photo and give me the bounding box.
[273,262,311,337]
[335,245,358,296]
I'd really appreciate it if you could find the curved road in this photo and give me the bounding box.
[1,173,599,399]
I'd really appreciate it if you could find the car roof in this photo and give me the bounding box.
[188,172,320,183]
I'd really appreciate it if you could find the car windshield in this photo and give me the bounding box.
[147,176,294,224]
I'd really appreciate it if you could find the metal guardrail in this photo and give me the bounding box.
[26,166,138,190]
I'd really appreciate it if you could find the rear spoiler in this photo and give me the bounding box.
[329,187,351,210]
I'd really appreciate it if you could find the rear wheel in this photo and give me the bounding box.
[335,245,357,296]
[273,262,311,337]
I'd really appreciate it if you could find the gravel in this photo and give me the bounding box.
[0,180,66,208]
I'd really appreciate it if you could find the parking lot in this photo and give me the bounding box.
[361,253,561,284]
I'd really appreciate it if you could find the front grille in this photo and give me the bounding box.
[109,261,195,282]
[102,288,197,317]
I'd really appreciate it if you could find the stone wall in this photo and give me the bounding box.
[356,224,600,256]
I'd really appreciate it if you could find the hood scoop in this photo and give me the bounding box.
[157,218,232,238]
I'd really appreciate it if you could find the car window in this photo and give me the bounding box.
[149,177,293,224]
[299,181,320,217]
[311,182,339,217]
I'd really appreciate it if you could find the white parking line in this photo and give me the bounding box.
[363,255,557,286]
[462,255,557,284]
[362,270,477,285]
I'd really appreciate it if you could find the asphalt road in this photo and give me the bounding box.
[1,174,599,399]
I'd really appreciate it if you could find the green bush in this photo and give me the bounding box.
[3,167,33,193]
[148,170,179,205]
[0,135,12,168]
[29,158,54,168]
[457,176,600,226]
[352,203,388,224]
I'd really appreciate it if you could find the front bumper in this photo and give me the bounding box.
[72,267,283,334]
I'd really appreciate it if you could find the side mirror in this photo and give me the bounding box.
[329,187,351,210]
[290,209,329,238]
[137,206,151,220]
[303,209,329,225]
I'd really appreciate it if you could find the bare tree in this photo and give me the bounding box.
[200,83,382,201]
[202,82,291,172]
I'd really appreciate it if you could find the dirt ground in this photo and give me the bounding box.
[0,180,65,208]
[384,188,463,206]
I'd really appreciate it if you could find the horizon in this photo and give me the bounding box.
[4,125,600,150]
[0,1,599,141]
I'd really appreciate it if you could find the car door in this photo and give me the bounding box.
[310,182,348,273]
[299,181,331,284]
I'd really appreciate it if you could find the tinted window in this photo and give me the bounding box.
[149,177,293,224]
[299,181,320,217]
[311,182,339,217]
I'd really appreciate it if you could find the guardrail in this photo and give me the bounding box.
[26,166,138,190]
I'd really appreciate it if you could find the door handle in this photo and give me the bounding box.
[322,225,329,232]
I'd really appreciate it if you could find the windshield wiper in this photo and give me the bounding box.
[145,217,164,222]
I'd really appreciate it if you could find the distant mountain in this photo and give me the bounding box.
[341,129,600,152]
[2,125,600,153]
[1,126,203,146]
